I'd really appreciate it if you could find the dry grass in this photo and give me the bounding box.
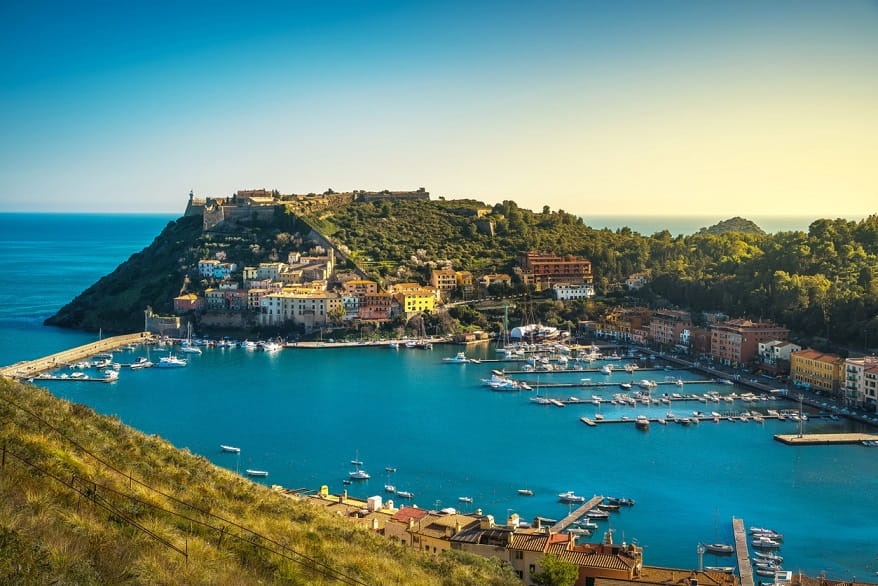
[0,379,519,585]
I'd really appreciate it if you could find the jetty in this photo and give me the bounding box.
[732,518,754,586]
[773,432,878,446]
[549,495,604,533]
[0,332,154,380]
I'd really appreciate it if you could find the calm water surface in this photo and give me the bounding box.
[1,213,876,579]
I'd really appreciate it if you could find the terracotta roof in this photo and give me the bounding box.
[391,506,429,523]
[793,349,843,363]
[509,532,550,552]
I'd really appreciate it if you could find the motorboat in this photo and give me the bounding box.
[619,382,632,390]
[584,509,610,519]
[130,356,153,370]
[753,551,783,563]
[260,341,282,352]
[396,491,414,499]
[517,488,534,496]
[703,543,734,554]
[605,497,634,507]
[384,484,396,493]
[349,468,370,480]
[751,536,781,548]
[558,490,586,503]
[458,496,473,503]
[246,469,268,477]
[635,415,650,429]
[220,445,241,453]
[443,352,469,363]
[156,354,187,368]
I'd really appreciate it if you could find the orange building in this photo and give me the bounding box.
[519,252,593,290]
[709,319,789,366]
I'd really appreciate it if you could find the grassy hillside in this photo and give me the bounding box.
[0,378,517,585]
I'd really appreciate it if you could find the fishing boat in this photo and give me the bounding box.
[246,469,268,477]
[220,445,241,453]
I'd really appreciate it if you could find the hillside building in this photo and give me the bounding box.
[709,319,790,366]
[519,252,593,291]
[648,309,692,350]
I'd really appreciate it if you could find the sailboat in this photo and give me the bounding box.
[180,323,202,354]
[349,452,370,480]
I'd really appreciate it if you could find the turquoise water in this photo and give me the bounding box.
[1,213,876,579]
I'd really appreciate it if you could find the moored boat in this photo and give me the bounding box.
[220,444,241,453]
[517,488,534,496]
[156,354,187,368]
[558,490,586,503]
[396,490,414,499]
[703,543,734,554]
[635,415,650,429]
[246,469,268,477]
[443,352,469,363]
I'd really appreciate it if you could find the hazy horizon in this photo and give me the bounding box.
[2,1,876,217]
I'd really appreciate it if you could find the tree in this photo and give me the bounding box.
[531,554,578,586]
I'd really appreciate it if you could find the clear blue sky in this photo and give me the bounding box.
[1,1,876,216]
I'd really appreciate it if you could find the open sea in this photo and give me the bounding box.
[1,212,877,580]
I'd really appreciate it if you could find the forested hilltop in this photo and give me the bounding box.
[309,199,878,348]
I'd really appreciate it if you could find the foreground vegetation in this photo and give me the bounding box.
[0,378,517,585]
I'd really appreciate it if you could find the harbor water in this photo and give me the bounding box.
[1,213,876,579]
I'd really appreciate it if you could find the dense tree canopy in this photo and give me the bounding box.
[315,201,878,348]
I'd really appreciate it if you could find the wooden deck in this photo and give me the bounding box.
[0,332,154,379]
[774,432,878,445]
[549,495,604,534]
[732,518,753,586]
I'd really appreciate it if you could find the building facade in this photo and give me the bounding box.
[709,319,790,365]
[843,356,878,411]
[648,309,692,349]
[519,252,594,291]
[790,349,845,394]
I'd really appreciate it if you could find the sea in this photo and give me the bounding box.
[1,212,877,580]
[581,214,865,236]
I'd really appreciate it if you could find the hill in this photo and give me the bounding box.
[0,378,517,585]
[698,216,765,235]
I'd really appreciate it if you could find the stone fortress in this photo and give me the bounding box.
[185,187,430,231]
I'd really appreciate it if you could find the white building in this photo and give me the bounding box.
[552,282,595,301]
[259,291,343,332]
[844,356,878,411]
[758,340,801,365]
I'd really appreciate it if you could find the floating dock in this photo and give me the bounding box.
[0,332,154,379]
[732,518,754,586]
[773,432,878,445]
[549,495,604,534]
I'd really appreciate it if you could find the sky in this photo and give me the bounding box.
[1,0,876,217]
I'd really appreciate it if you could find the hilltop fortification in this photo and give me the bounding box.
[185,187,429,232]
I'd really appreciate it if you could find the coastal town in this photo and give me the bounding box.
[150,189,876,414]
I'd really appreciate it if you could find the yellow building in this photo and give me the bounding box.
[391,283,437,317]
[790,349,845,394]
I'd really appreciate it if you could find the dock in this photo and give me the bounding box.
[0,332,154,379]
[732,518,753,586]
[773,432,878,445]
[549,495,604,533]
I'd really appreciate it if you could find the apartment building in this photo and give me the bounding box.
[790,349,845,394]
[709,319,790,365]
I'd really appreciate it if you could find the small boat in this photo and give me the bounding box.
[246,469,268,477]
[458,496,473,503]
[384,484,396,493]
[156,354,187,368]
[558,490,586,503]
[351,459,364,466]
[597,503,620,512]
[260,341,282,353]
[635,415,650,429]
[443,352,469,363]
[220,445,241,453]
[703,543,734,554]
[751,536,781,549]
[130,356,153,370]
[385,467,397,473]
[605,497,635,507]
[517,488,534,496]
[348,469,370,480]
[754,551,783,563]
[619,382,632,390]
[585,509,610,519]
[704,567,735,574]
[396,490,414,499]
